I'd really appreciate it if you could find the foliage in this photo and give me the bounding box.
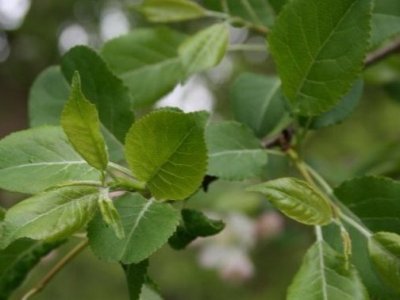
[1,0,400,298]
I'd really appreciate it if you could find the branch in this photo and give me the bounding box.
[365,38,400,68]
[22,240,88,300]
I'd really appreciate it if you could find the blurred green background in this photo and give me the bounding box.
[1,0,400,299]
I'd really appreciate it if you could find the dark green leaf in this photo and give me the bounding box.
[28,66,69,127]
[138,0,206,23]
[178,23,229,76]
[0,126,98,194]
[371,0,400,48]
[2,187,99,248]
[230,73,288,137]
[169,209,224,250]
[122,260,149,300]
[248,178,332,225]
[0,239,64,300]
[369,231,400,293]
[269,0,372,116]
[205,121,268,180]
[300,79,364,129]
[335,176,400,233]
[101,28,186,108]
[88,193,180,264]
[62,46,134,142]
[287,241,369,300]
[125,110,207,200]
[61,72,108,171]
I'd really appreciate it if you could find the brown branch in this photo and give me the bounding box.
[365,38,400,68]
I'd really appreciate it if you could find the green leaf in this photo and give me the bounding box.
[178,23,229,76]
[98,188,125,239]
[205,121,268,180]
[369,232,400,293]
[122,260,149,300]
[2,187,99,248]
[335,176,400,233]
[0,207,5,220]
[300,79,364,129]
[140,285,163,300]
[371,0,400,48]
[61,72,108,171]
[0,126,98,194]
[230,73,288,138]
[61,46,134,142]
[138,0,206,23]
[169,209,225,250]
[28,66,70,127]
[269,0,373,116]
[125,110,207,201]
[287,241,369,300]
[248,178,332,225]
[0,239,64,300]
[88,193,180,264]
[101,28,186,108]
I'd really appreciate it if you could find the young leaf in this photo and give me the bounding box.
[248,178,332,225]
[368,232,400,293]
[125,110,207,201]
[2,187,99,248]
[299,80,364,129]
[371,0,400,48]
[178,23,229,76]
[101,28,186,108]
[138,0,206,23]
[29,66,70,127]
[230,73,288,138]
[205,121,268,180]
[0,239,64,300]
[61,72,108,171]
[335,176,400,233]
[0,126,98,194]
[169,209,225,250]
[122,260,149,300]
[98,188,125,239]
[287,241,369,300]
[62,46,134,142]
[269,0,373,116]
[88,193,180,264]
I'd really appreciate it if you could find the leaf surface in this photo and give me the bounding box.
[269,0,372,116]
[371,0,400,47]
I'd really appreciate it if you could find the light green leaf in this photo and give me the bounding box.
[28,66,70,127]
[125,110,207,200]
[140,285,163,300]
[101,28,186,108]
[62,46,134,142]
[269,0,373,116]
[287,241,369,300]
[0,239,64,299]
[335,176,400,233]
[88,193,180,264]
[98,188,124,239]
[178,23,229,76]
[300,79,364,129]
[371,0,400,48]
[138,0,206,23]
[205,121,268,180]
[369,232,400,293]
[61,72,108,171]
[122,260,148,300]
[230,73,288,138]
[248,178,332,225]
[2,187,99,248]
[0,126,98,194]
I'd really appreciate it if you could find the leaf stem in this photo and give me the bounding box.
[107,162,146,191]
[228,44,266,52]
[265,149,286,157]
[315,225,324,242]
[365,37,400,68]
[340,213,372,239]
[22,240,88,300]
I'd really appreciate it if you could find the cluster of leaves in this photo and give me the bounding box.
[1,0,400,299]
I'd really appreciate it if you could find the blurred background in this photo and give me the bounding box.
[1,0,400,299]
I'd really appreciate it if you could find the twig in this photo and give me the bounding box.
[22,240,88,300]
[365,38,400,67]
